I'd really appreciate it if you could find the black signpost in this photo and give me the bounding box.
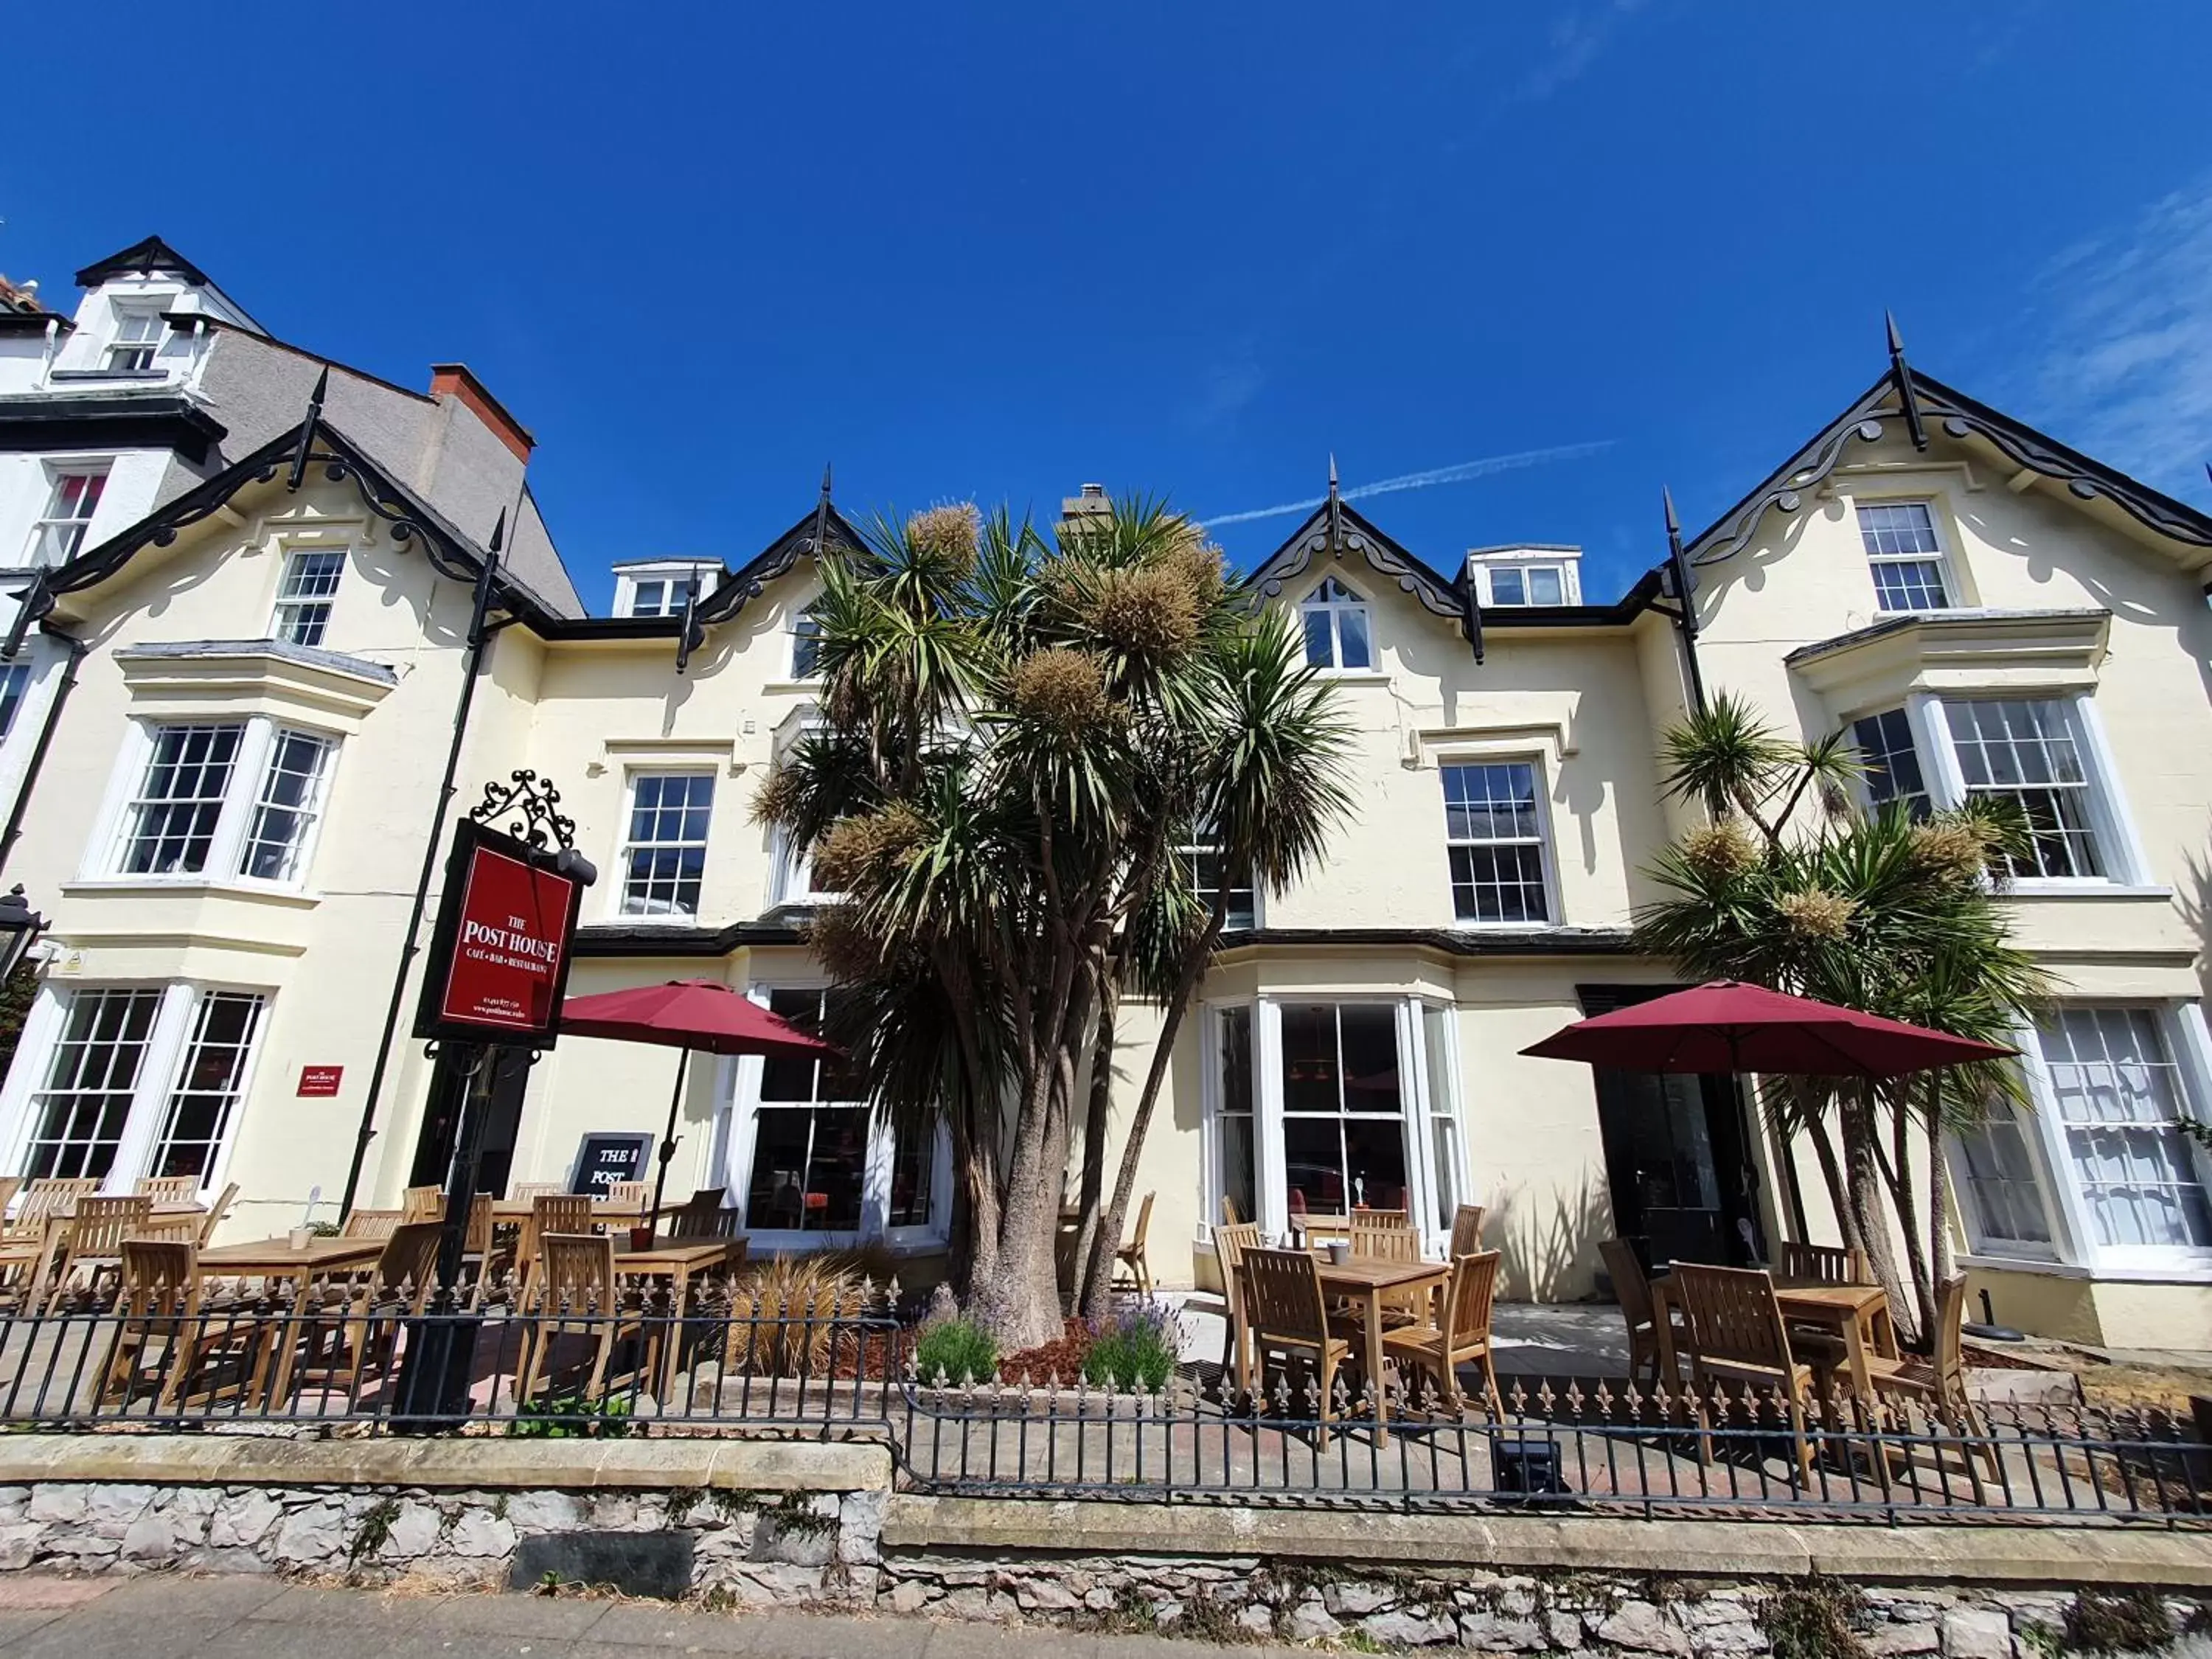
[393,771,593,1427]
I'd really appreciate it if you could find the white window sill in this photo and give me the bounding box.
[762,679,826,696]
[611,910,706,927]
[1312,669,1391,685]
[1450,919,1563,932]
[2000,882,2173,900]
[1958,1252,2212,1285]
[63,878,319,909]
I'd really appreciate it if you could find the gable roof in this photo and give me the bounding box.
[42,417,573,630]
[74,235,210,289]
[1683,364,2212,572]
[1243,495,1467,622]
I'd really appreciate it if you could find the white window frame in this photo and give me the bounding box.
[718,981,951,1255]
[1199,1001,1258,1242]
[1248,995,1468,1257]
[627,578,671,619]
[1438,754,1559,927]
[102,305,170,374]
[28,465,110,567]
[1297,577,1375,674]
[270,546,347,647]
[1479,563,1573,608]
[790,601,825,681]
[1845,691,2148,890]
[0,980,269,1199]
[1854,498,1955,613]
[1952,1001,2212,1279]
[90,716,341,893]
[1175,827,1259,931]
[613,770,716,921]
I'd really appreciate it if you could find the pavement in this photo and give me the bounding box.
[0,1574,1259,1659]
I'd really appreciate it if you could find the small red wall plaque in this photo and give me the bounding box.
[297,1065,344,1098]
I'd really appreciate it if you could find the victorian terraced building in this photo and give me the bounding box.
[0,240,2208,1350]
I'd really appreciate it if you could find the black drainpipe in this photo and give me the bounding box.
[0,632,87,880]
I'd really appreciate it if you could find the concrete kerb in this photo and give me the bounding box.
[0,1434,891,1495]
[883,1495,2212,1590]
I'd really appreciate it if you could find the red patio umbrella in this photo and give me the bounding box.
[1520,980,2014,1078]
[560,979,839,1220]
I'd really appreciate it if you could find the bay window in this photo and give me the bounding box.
[5,983,267,1194]
[1835,691,2140,886]
[104,718,338,888]
[725,987,948,1249]
[1204,995,1470,1253]
[1950,1002,2212,1272]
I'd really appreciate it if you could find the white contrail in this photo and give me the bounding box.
[1201,442,1614,527]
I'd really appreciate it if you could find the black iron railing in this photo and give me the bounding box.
[0,1284,2201,1528]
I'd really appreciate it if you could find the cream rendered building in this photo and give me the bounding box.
[0,324,2208,1350]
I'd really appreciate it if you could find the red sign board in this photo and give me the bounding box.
[414,820,583,1046]
[296,1065,344,1098]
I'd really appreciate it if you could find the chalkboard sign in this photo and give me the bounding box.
[566,1131,655,1196]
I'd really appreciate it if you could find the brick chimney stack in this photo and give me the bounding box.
[429,363,535,462]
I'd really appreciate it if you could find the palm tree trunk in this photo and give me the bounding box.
[1840,1084,1921,1349]
[1884,1088,1935,1349]
[1927,1100,1955,1288]
[1069,971,1121,1311]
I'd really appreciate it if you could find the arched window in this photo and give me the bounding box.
[1298,577,1371,671]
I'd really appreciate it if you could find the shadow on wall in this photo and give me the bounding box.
[1486,1172,1613,1303]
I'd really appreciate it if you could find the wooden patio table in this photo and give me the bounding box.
[613,1238,745,1400]
[1310,1253,1447,1446]
[194,1235,386,1407]
[1650,1273,1896,1399]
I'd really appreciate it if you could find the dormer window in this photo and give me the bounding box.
[1298,577,1372,671]
[1472,557,1581,608]
[104,307,167,374]
[614,563,717,620]
[627,578,675,618]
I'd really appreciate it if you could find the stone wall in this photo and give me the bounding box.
[0,1438,2206,1654]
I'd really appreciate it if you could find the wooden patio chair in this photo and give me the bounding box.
[457,1193,501,1310]
[1778,1241,1871,1284]
[132,1175,200,1205]
[1239,1247,1354,1445]
[196,1183,239,1245]
[1294,1214,1354,1248]
[45,1194,152,1312]
[515,1232,644,1408]
[0,1178,20,1219]
[1447,1203,1486,1259]
[1668,1262,1817,1482]
[1382,1249,1503,1413]
[341,1208,400,1240]
[97,1240,260,1411]
[286,1222,445,1399]
[663,1192,741,1240]
[9,1178,95,1239]
[1348,1208,1427,1326]
[1861,1275,2001,1483]
[600,1180,653,1220]
[1220,1194,1244,1226]
[1212,1221,1261,1394]
[1600,1237,1667,1382]
[1112,1192,1155,1295]
[509,1183,563,1203]
[519,1195,597,1307]
[400,1184,446,1222]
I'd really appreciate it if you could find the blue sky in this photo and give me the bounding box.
[7,1,2211,613]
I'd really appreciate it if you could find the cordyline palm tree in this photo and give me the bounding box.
[755,496,1353,1346]
[1633,693,2052,1347]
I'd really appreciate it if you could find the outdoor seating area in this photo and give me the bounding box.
[0,1180,754,1418]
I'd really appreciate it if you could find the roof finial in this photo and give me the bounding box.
[1328,453,1339,495]
[1886,310,1929,452]
[1324,453,1342,550]
[487,507,506,554]
[286,365,330,493]
[820,462,833,501]
[1663,484,1680,538]
[810,463,834,557]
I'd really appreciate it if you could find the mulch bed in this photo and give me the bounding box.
[1000,1318,1093,1383]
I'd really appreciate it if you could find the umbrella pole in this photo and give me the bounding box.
[650,1048,691,1224]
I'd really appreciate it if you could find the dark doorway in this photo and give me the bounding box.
[1577,985,1765,1273]
[408,1046,532,1197]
